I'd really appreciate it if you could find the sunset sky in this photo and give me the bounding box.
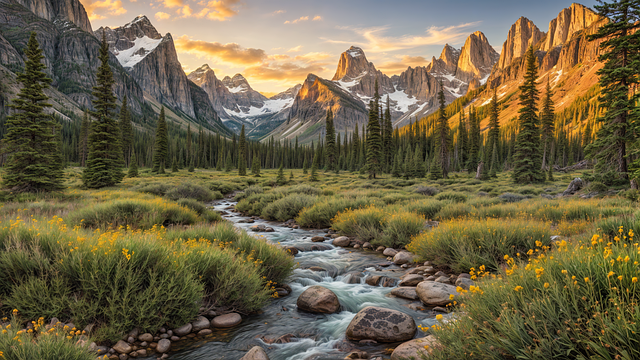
[81,0,598,96]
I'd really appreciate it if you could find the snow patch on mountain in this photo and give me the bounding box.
[223,98,294,119]
[227,85,247,94]
[115,36,162,68]
[387,86,420,113]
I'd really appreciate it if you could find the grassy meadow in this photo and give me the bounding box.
[0,166,639,359]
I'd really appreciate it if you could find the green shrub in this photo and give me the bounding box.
[379,210,425,248]
[585,181,608,193]
[68,199,199,229]
[498,192,527,203]
[435,192,467,203]
[435,202,474,220]
[415,186,440,196]
[208,180,243,194]
[134,182,172,196]
[262,193,317,221]
[234,185,264,201]
[296,196,377,228]
[404,199,445,219]
[165,183,220,202]
[407,219,551,272]
[176,198,222,223]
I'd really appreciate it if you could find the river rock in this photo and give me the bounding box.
[390,287,419,300]
[333,236,351,247]
[283,246,298,255]
[399,274,424,286]
[383,248,398,256]
[563,177,584,196]
[376,246,385,252]
[112,340,132,354]
[138,333,153,342]
[311,236,325,242]
[212,313,242,328]
[156,339,171,353]
[240,346,269,360]
[365,275,382,286]
[391,336,437,360]
[455,277,475,290]
[173,323,192,337]
[393,251,414,265]
[346,306,416,343]
[198,329,212,336]
[362,242,372,249]
[297,285,341,314]
[250,224,266,232]
[435,276,451,284]
[416,281,460,306]
[191,316,210,332]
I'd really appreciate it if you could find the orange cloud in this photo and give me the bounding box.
[284,16,309,24]
[244,62,329,82]
[287,45,302,53]
[327,22,481,52]
[81,0,127,20]
[313,15,322,21]
[377,55,430,74]
[155,11,170,20]
[162,0,182,8]
[204,0,240,21]
[175,36,267,65]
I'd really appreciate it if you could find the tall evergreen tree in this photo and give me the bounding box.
[171,156,178,172]
[186,123,192,163]
[238,125,247,176]
[512,46,544,183]
[276,162,286,185]
[128,151,138,178]
[587,0,640,179]
[487,90,500,167]
[324,108,337,170]
[310,151,319,181]
[252,153,261,177]
[119,96,134,166]
[79,110,90,167]
[151,107,168,174]
[83,34,123,188]
[225,151,233,172]
[458,109,468,169]
[383,95,393,171]
[436,83,450,178]
[540,79,555,169]
[365,100,383,178]
[467,106,480,172]
[2,32,64,192]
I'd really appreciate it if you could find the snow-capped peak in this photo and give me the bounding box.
[125,15,149,28]
[347,46,364,58]
[115,36,162,68]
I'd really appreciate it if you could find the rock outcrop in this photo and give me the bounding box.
[456,31,500,83]
[496,17,545,70]
[221,73,268,111]
[13,0,92,33]
[541,3,599,51]
[332,45,394,97]
[346,306,417,343]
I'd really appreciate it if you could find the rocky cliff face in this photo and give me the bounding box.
[332,46,394,98]
[95,16,195,118]
[188,64,240,115]
[456,31,500,83]
[221,73,267,111]
[496,17,545,69]
[10,0,92,33]
[541,3,599,51]
[427,44,460,76]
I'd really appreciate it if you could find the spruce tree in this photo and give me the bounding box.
[429,149,443,180]
[79,110,90,167]
[365,100,383,178]
[487,90,500,167]
[302,159,308,174]
[2,32,64,192]
[467,106,480,172]
[540,79,555,170]
[310,151,319,181]
[458,109,468,169]
[324,109,337,170]
[127,152,139,178]
[391,154,401,178]
[188,157,195,172]
[186,123,192,163]
[171,156,178,172]
[252,154,261,177]
[83,34,123,188]
[436,84,450,178]
[119,96,133,166]
[489,143,498,178]
[512,46,544,183]
[238,125,247,176]
[588,0,640,179]
[276,162,286,185]
[151,107,168,174]
[225,151,233,172]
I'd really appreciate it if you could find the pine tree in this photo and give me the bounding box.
[302,159,308,174]
[276,162,286,185]
[289,170,294,181]
[391,153,401,177]
[238,125,247,176]
[588,1,640,179]
[171,156,178,172]
[2,32,64,192]
[186,123,192,163]
[383,96,393,171]
[324,108,336,170]
[429,149,443,180]
[310,151,319,181]
[128,152,139,178]
[548,162,554,181]
[188,157,195,172]
[83,34,123,188]
[252,153,261,177]
[436,84,450,178]
[540,79,555,170]
[225,151,233,172]
[512,46,544,183]
[79,110,90,167]
[365,100,383,178]
[487,90,500,167]
[151,107,168,174]
[119,96,134,166]
[489,143,498,178]
[458,109,468,169]
[467,106,480,172]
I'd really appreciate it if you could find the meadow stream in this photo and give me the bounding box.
[165,200,438,360]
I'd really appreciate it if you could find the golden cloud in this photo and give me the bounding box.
[327,22,481,52]
[243,62,328,82]
[81,0,127,20]
[204,0,240,21]
[155,11,170,20]
[287,45,302,53]
[284,16,308,24]
[313,15,322,21]
[377,55,430,74]
[175,36,267,65]
[162,0,182,8]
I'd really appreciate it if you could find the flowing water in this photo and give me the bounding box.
[167,200,438,360]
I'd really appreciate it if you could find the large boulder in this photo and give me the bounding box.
[346,306,416,343]
[383,248,398,256]
[332,236,351,247]
[416,281,460,306]
[563,177,584,196]
[240,346,269,360]
[390,287,419,300]
[156,339,171,353]
[399,274,424,286]
[391,336,437,360]
[297,286,341,313]
[191,316,210,332]
[393,251,414,265]
[173,323,192,336]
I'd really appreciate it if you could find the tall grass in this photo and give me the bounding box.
[0,217,292,341]
[296,196,378,228]
[427,228,640,360]
[262,193,317,221]
[407,219,551,272]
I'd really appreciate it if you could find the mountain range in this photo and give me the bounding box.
[0,0,604,144]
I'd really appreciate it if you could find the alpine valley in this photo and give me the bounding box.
[0,0,602,144]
